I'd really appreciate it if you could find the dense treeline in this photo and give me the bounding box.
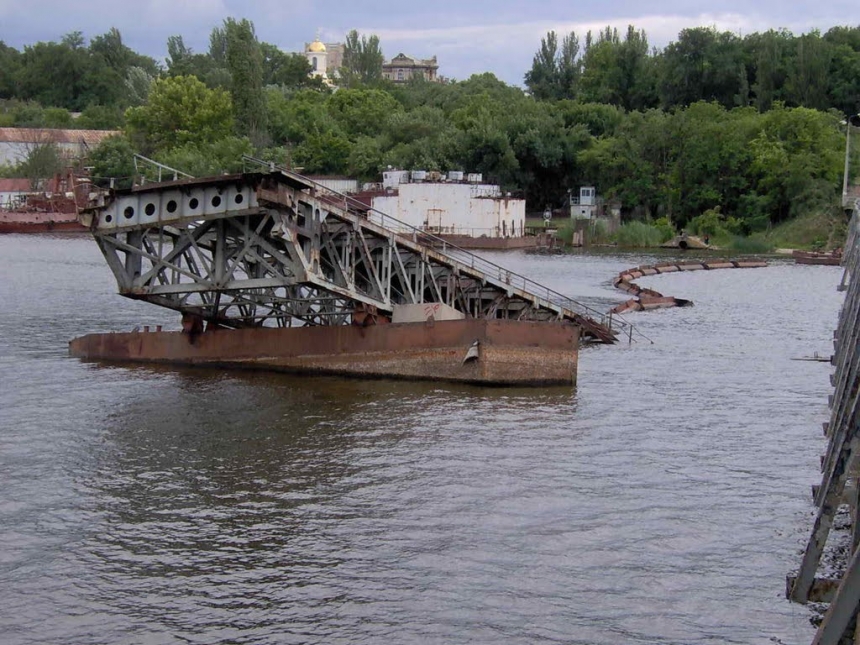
[524,25,860,117]
[0,21,858,236]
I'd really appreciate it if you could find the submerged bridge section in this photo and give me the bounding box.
[787,209,860,643]
[81,169,623,343]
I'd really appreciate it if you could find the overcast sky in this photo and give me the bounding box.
[1,0,857,85]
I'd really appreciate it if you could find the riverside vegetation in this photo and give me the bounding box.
[1,21,859,250]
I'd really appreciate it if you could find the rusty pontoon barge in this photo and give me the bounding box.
[70,169,627,385]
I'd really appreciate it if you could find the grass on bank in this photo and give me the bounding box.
[758,209,848,251]
[531,198,847,253]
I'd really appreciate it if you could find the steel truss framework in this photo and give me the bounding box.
[87,171,617,342]
[787,210,860,645]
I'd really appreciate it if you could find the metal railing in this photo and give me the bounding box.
[133,154,194,184]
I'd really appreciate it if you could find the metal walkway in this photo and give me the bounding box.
[787,203,860,644]
[83,167,628,343]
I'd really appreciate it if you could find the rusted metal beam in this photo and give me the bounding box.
[790,210,860,638]
[84,170,620,342]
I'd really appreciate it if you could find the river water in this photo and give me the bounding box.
[0,235,844,644]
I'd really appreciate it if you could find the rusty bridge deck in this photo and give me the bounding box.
[82,168,625,343]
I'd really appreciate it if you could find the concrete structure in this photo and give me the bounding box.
[364,171,526,239]
[324,42,344,75]
[306,175,359,194]
[0,128,118,165]
[570,186,598,219]
[382,53,439,83]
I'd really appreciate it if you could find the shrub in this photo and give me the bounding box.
[728,235,773,254]
[614,221,670,247]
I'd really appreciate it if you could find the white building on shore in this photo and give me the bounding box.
[361,170,525,239]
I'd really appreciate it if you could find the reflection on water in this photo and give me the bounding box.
[0,236,841,644]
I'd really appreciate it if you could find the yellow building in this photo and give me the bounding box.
[304,36,329,79]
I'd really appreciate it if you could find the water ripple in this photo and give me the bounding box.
[0,239,840,644]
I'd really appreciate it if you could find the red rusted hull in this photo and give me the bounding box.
[609,258,767,314]
[792,250,841,266]
[0,211,86,234]
[430,234,546,250]
[69,318,579,386]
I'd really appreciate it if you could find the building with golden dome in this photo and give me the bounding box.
[304,36,329,79]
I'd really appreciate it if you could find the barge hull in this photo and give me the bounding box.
[69,318,579,386]
[0,211,86,234]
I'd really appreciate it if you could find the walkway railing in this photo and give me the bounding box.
[241,156,643,343]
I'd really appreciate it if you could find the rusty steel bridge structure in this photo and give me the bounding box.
[82,166,629,343]
[787,201,860,644]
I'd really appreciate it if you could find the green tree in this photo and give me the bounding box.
[42,107,73,128]
[786,31,832,109]
[659,27,745,109]
[524,31,561,100]
[382,106,461,172]
[157,136,254,177]
[89,27,159,78]
[209,25,228,67]
[556,101,624,137]
[0,42,22,99]
[327,88,403,137]
[260,43,326,89]
[124,75,234,153]
[825,26,860,116]
[124,66,154,107]
[267,87,339,146]
[616,26,657,110]
[293,130,352,173]
[558,33,582,100]
[749,104,842,220]
[347,135,385,178]
[17,35,121,110]
[18,143,64,184]
[223,18,267,143]
[748,29,792,111]
[77,104,125,129]
[524,31,581,100]
[165,34,230,89]
[87,134,136,187]
[340,30,384,87]
[579,27,622,105]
